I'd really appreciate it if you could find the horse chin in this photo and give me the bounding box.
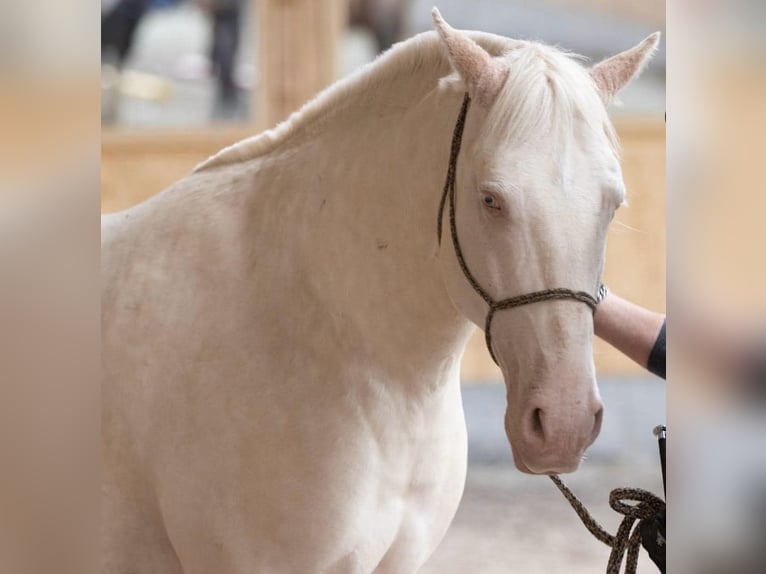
[510,443,583,475]
[513,456,582,475]
[510,451,539,475]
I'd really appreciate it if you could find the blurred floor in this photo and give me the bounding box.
[422,377,665,573]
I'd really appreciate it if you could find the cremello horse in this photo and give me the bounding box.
[102,10,659,573]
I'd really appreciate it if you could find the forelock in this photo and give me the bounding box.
[480,42,618,156]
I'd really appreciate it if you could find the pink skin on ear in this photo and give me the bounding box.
[431,7,509,107]
[590,32,661,103]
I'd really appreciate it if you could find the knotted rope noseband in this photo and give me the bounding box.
[437,94,602,365]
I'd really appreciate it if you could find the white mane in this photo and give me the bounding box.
[483,43,619,155]
[195,30,616,173]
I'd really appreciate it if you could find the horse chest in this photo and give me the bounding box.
[313,378,469,572]
[148,366,468,574]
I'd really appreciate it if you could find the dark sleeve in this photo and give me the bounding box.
[741,341,766,398]
[647,320,666,380]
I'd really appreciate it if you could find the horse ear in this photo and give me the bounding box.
[590,32,661,104]
[432,7,508,107]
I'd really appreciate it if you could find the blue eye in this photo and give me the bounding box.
[482,194,498,208]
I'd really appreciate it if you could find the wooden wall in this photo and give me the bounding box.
[256,0,346,129]
[101,118,665,379]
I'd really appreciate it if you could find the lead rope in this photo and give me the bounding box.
[549,476,665,573]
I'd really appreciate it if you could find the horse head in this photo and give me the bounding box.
[432,9,660,474]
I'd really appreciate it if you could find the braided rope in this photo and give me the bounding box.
[438,94,494,305]
[549,475,665,574]
[437,94,599,365]
[436,94,469,247]
[485,289,597,364]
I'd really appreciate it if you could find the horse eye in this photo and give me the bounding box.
[482,195,497,208]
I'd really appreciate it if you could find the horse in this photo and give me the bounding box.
[101,9,660,573]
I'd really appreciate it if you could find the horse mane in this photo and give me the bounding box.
[195,30,617,173]
[480,42,619,157]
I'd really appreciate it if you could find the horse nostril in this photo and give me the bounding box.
[530,407,544,441]
[592,406,604,439]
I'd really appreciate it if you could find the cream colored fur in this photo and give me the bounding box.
[102,12,659,573]
[591,32,661,104]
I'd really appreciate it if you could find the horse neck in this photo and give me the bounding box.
[259,78,475,382]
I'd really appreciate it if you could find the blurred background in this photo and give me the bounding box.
[101,1,666,572]
[669,1,766,572]
[100,0,665,127]
[1,1,97,573]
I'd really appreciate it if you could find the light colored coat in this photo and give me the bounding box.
[102,11,659,573]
